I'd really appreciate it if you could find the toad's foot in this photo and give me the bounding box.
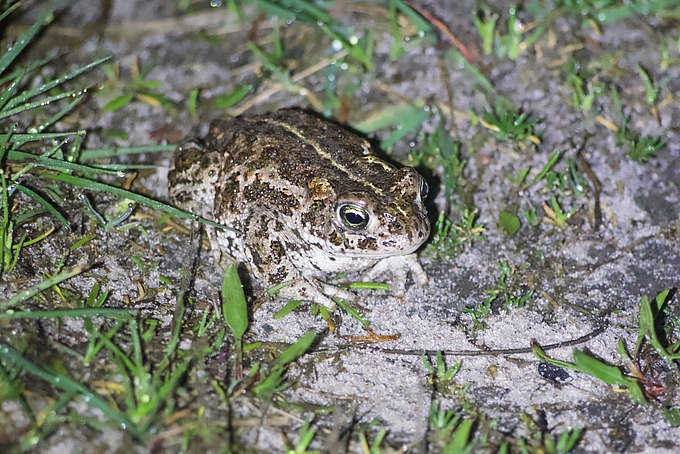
[272,277,357,310]
[361,253,428,297]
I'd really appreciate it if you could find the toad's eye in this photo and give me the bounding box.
[420,179,429,200]
[338,204,370,229]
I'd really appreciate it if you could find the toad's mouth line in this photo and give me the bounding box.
[324,242,428,257]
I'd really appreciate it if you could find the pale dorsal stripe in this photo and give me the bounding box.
[261,118,385,196]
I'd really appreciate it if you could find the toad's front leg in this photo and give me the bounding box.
[361,253,428,297]
[244,236,354,310]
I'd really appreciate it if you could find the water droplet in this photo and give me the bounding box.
[332,40,343,52]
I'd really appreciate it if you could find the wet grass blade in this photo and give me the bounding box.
[0,308,131,319]
[36,95,83,132]
[8,149,124,175]
[0,265,87,311]
[354,102,425,133]
[0,8,52,77]
[14,185,69,227]
[7,132,79,148]
[0,55,56,87]
[0,342,145,440]
[0,169,9,277]
[42,172,233,230]
[0,88,83,120]
[446,49,496,96]
[4,57,108,111]
[0,70,24,111]
[79,144,176,161]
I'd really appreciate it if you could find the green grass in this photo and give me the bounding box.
[616,117,665,163]
[423,350,461,391]
[464,261,534,329]
[529,291,678,407]
[481,106,542,145]
[427,209,486,257]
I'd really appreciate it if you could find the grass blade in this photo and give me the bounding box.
[0,342,144,440]
[7,132,79,148]
[42,172,235,230]
[0,88,83,120]
[221,264,248,342]
[0,1,22,23]
[5,57,108,110]
[0,264,87,311]
[0,70,24,111]
[14,184,69,227]
[276,330,316,367]
[0,8,52,77]
[0,308,131,319]
[36,95,83,132]
[8,149,123,175]
[79,144,176,161]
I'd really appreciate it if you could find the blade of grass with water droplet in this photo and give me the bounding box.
[0,88,83,120]
[0,8,52,77]
[8,150,123,176]
[0,341,144,439]
[0,70,24,112]
[0,264,87,311]
[41,172,233,231]
[0,308,130,319]
[79,144,176,161]
[14,185,69,227]
[6,132,78,148]
[5,57,108,111]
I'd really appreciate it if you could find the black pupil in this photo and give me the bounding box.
[421,180,429,199]
[345,210,366,226]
